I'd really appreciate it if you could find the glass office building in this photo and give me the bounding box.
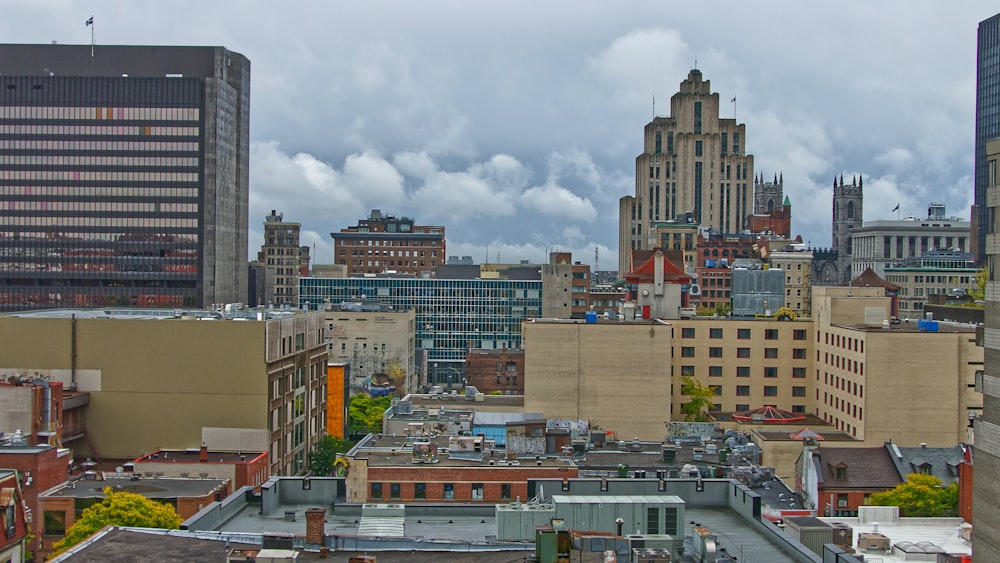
[0,45,249,311]
[300,277,542,384]
[976,14,1000,263]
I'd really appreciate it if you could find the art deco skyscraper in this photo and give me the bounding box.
[0,44,249,311]
[619,69,753,276]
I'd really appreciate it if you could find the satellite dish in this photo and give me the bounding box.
[689,284,701,296]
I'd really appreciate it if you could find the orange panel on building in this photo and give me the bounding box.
[326,364,347,438]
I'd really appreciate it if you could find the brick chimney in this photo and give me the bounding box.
[305,507,326,545]
[199,442,208,462]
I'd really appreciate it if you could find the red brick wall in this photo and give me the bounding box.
[959,461,973,523]
[465,348,525,395]
[233,453,270,489]
[0,474,26,554]
[0,446,70,555]
[366,465,577,502]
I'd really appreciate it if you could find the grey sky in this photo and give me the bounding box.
[3,2,994,270]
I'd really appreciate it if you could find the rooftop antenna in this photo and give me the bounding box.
[595,246,599,272]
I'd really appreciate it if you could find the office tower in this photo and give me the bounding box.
[976,14,1000,263]
[619,69,753,275]
[331,209,445,277]
[258,210,307,306]
[974,137,1000,560]
[0,44,250,311]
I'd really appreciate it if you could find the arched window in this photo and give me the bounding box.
[712,249,719,257]
[833,202,839,219]
[722,250,730,257]
[846,237,853,255]
[767,199,775,212]
[847,201,855,219]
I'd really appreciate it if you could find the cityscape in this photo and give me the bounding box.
[0,4,999,563]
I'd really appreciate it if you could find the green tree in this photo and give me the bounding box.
[680,376,715,422]
[969,269,988,302]
[868,473,959,517]
[308,434,355,476]
[348,394,393,434]
[53,487,182,554]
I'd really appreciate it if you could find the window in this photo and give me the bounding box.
[415,483,426,499]
[793,348,807,359]
[695,140,703,156]
[710,385,722,396]
[682,327,695,338]
[647,507,660,534]
[443,483,455,499]
[792,386,806,397]
[764,386,778,396]
[736,366,750,377]
[792,405,806,413]
[736,385,750,396]
[764,367,778,378]
[737,347,750,358]
[736,404,750,412]
[501,483,512,499]
[764,348,778,359]
[793,329,807,340]
[390,483,401,499]
[737,328,751,340]
[837,493,849,507]
[835,467,847,480]
[709,347,723,358]
[681,366,695,377]
[472,483,484,500]
[682,347,695,357]
[793,367,806,379]
[44,510,66,536]
[370,483,383,499]
[710,328,723,339]
[709,366,723,377]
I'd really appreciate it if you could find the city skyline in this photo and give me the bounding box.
[1,2,995,271]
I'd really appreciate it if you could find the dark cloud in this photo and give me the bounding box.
[3,1,993,268]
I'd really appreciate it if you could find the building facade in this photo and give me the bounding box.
[849,208,971,279]
[975,13,1000,263]
[322,300,416,395]
[0,308,327,476]
[258,210,307,306]
[465,346,525,395]
[331,210,445,277]
[884,251,980,318]
[0,44,250,311]
[767,250,814,316]
[974,136,1000,558]
[619,69,753,275]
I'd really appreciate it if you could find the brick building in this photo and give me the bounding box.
[0,444,71,556]
[332,210,445,277]
[131,446,269,490]
[0,470,27,562]
[465,346,525,395]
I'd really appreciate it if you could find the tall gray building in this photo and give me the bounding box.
[619,69,753,276]
[0,44,250,311]
[974,137,1000,562]
[975,13,1000,263]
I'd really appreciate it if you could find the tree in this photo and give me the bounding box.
[680,376,716,422]
[53,487,182,554]
[308,434,355,476]
[867,473,958,517]
[969,268,988,302]
[348,394,393,435]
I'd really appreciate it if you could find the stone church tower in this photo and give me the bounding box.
[753,172,783,215]
[813,174,864,285]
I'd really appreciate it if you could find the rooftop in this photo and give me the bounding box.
[134,450,267,465]
[815,516,971,562]
[45,477,229,499]
[2,305,309,321]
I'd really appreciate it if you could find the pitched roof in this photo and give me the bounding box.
[625,249,691,284]
[843,267,901,291]
[885,442,966,486]
[815,446,902,490]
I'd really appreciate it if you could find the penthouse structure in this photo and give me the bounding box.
[0,44,251,311]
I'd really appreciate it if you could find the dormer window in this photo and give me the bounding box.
[835,465,847,480]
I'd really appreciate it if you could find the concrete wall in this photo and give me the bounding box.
[524,322,672,440]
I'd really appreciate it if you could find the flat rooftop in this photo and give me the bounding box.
[3,307,305,321]
[816,516,971,562]
[45,477,228,499]
[402,393,525,408]
[834,321,976,333]
[134,450,266,464]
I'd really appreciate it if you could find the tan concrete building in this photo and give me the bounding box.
[619,69,753,275]
[812,285,982,446]
[0,308,328,476]
[767,250,814,316]
[648,221,699,267]
[323,301,416,394]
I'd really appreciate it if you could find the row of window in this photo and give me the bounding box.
[1,216,198,228]
[0,106,200,120]
[682,365,807,378]
[0,186,199,197]
[371,482,512,501]
[0,170,198,181]
[338,239,440,247]
[681,327,808,340]
[0,140,199,151]
[680,346,807,359]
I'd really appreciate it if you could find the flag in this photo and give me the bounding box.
[891,203,900,212]
[85,16,93,26]
[731,96,736,103]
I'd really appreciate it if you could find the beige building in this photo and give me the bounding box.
[323,301,416,394]
[648,221,700,267]
[258,210,308,306]
[812,285,981,446]
[619,69,753,275]
[767,250,814,316]
[884,257,980,319]
[0,308,328,476]
[849,208,971,279]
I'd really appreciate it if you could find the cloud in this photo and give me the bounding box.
[520,183,598,222]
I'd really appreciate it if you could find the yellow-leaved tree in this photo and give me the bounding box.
[52,486,182,554]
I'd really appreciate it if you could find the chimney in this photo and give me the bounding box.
[200,442,208,463]
[305,507,326,545]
